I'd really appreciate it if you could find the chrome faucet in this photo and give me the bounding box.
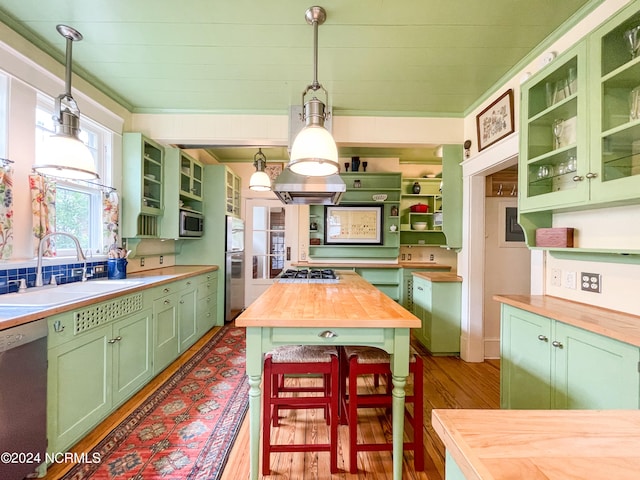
[35,232,86,287]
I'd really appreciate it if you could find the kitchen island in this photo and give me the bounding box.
[235,270,421,480]
[432,408,640,480]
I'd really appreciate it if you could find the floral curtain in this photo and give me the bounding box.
[0,165,14,259]
[29,174,56,257]
[103,190,119,253]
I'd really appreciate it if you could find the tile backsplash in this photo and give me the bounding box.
[0,260,108,295]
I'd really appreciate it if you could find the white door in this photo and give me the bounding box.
[244,199,299,305]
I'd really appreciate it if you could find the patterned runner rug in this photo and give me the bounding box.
[62,324,248,480]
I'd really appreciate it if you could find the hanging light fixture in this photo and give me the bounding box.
[288,6,339,177]
[33,25,98,180]
[249,148,272,191]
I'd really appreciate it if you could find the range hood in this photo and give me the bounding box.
[272,168,346,205]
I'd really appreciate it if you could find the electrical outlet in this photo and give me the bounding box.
[564,271,576,289]
[581,272,601,293]
[159,255,164,265]
[140,257,145,267]
[551,268,561,287]
[94,265,105,274]
[429,254,435,261]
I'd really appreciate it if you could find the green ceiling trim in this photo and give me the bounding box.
[463,0,607,117]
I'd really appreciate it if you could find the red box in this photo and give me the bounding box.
[410,203,429,213]
[535,228,574,248]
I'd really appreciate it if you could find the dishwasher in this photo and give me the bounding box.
[0,319,47,480]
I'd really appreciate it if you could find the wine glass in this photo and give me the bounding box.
[344,162,350,172]
[624,26,640,60]
[552,119,564,149]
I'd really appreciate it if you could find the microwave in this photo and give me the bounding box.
[179,210,204,237]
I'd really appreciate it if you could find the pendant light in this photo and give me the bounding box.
[33,25,98,180]
[288,6,339,177]
[249,148,272,191]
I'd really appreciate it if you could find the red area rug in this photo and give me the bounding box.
[61,324,248,480]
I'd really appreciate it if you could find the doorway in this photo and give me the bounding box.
[244,199,298,305]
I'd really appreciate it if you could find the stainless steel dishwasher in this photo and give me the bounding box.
[0,319,47,480]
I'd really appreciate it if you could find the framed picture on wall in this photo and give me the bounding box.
[324,205,383,245]
[476,89,515,151]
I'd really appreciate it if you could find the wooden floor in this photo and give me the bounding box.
[44,324,500,480]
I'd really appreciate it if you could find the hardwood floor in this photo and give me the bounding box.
[44,325,500,480]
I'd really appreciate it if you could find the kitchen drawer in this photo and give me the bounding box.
[270,327,386,346]
[197,274,217,300]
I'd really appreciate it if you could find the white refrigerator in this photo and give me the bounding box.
[225,217,245,321]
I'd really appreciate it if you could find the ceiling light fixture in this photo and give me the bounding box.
[288,6,338,177]
[249,148,272,191]
[33,25,98,180]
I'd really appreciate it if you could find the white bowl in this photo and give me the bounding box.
[412,222,427,230]
[372,194,387,202]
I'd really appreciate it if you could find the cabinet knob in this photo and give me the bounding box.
[179,300,184,304]
[186,281,192,286]
[163,288,170,293]
[585,172,598,179]
[552,340,564,348]
[572,175,584,182]
[164,299,171,305]
[417,286,424,291]
[537,334,548,342]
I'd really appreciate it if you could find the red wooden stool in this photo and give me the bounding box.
[262,345,340,475]
[340,345,424,473]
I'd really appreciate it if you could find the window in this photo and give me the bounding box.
[35,95,112,255]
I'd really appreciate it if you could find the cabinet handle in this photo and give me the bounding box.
[417,286,424,291]
[537,334,548,342]
[164,299,171,305]
[206,283,210,288]
[318,330,338,338]
[179,300,184,304]
[163,288,170,293]
[572,175,584,182]
[585,172,598,179]
[108,336,122,344]
[53,320,65,333]
[552,340,564,348]
[186,281,192,286]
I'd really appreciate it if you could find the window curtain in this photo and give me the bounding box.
[103,190,119,253]
[29,174,56,257]
[0,165,14,259]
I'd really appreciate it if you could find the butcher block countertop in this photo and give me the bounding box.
[0,265,217,331]
[413,271,462,282]
[235,270,420,329]
[494,294,640,348]
[432,409,640,480]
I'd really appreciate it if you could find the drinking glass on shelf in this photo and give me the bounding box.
[629,86,640,121]
[557,162,567,175]
[545,82,556,108]
[566,155,577,173]
[624,26,640,60]
[552,119,564,149]
[567,67,577,95]
[537,165,550,179]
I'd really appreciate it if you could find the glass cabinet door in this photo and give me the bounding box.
[589,4,640,204]
[519,41,589,213]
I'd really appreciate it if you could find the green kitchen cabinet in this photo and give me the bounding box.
[47,302,152,453]
[196,272,218,335]
[400,177,446,246]
[153,288,180,374]
[440,145,463,249]
[500,304,640,409]
[122,132,165,237]
[411,274,461,355]
[178,280,198,352]
[400,266,452,311]
[518,1,640,248]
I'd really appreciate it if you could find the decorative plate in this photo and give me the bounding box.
[372,194,387,202]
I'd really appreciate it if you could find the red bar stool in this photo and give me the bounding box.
[340,345,424,473]
[262,345,340,475]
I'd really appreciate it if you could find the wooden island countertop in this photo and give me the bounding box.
[235,270,420,329]
[432,409,640,480]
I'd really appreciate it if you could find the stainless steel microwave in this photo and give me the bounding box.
[179,210,204,237]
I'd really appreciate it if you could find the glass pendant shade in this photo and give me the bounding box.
[249,170,272,191]
[38,132,98,180]
[289,124,338,176]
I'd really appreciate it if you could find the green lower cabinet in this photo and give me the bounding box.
[196,273,217,335]
[500,304,640,409]
[444,451,466,480]
[355,267,400,301]
[178,284,198,352]
[47,307,152,453]
[412,275,460,355]
[153,290,180,375]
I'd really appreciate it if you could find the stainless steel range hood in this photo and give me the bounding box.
[272,168,346,205]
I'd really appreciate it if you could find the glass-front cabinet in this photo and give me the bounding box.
[589,3,640,204]
[179,153,203,203]
[226,169,241,217]
[519,41,588,213]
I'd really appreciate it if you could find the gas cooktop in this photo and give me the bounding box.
[277,269,339,284]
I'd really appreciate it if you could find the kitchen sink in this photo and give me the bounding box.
[0,279,146,307]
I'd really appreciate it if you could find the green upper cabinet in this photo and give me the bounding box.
[588,1,640,204]
[226,168,242,218]
[122,133,165,237]
[400,177,446,246]
[440,145,463,249]
[520,0,640,216]
[519,41,588,213]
